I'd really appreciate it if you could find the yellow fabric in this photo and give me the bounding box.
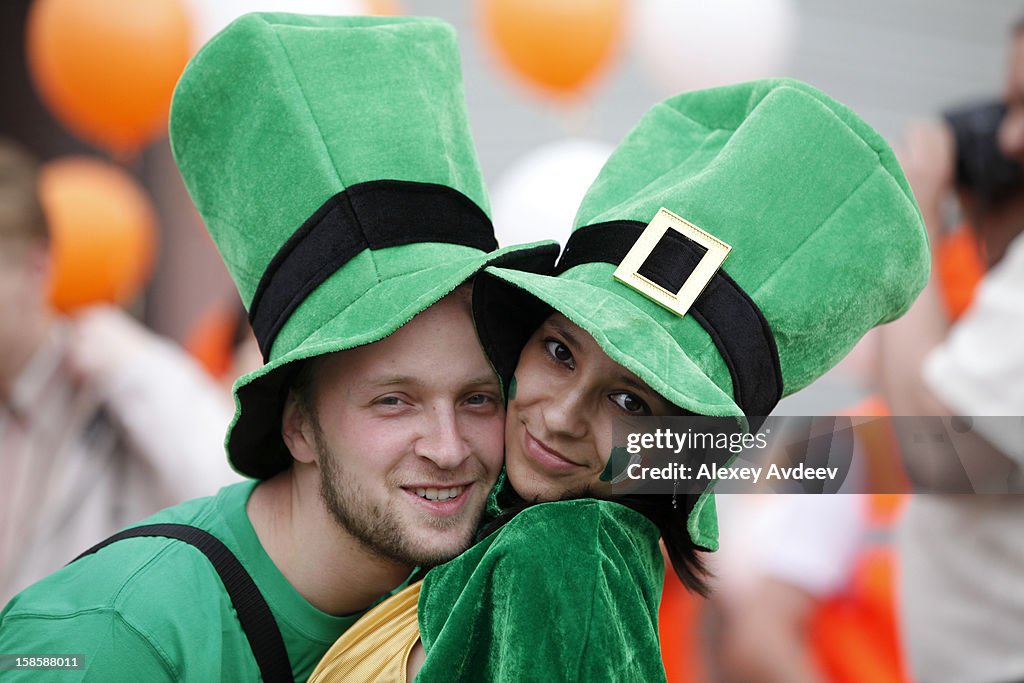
[308,582,422,683]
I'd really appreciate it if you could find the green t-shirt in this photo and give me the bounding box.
[416,499,667,682]
[0,481,365,681]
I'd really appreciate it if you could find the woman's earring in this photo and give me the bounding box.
[672,480,679,509]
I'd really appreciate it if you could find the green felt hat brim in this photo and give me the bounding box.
[229,240,558,479]
[479,264,743,550]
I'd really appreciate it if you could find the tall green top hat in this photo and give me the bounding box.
[170,13,556,478]
[474,78,929,549]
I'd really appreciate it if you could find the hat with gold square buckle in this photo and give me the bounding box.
[473,78,930,550]
[613,207,732,319]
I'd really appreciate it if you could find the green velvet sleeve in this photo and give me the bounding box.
[415,499,667,682]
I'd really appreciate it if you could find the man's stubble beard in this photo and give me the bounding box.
[313,421,483,568]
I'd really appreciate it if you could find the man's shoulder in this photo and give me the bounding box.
[2,484,247,636]
[0,483,258,679]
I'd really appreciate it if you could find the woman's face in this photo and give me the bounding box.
[504,313,679,502]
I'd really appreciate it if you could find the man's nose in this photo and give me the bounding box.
[414,405,472,469]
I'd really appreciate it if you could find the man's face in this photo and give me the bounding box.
[0,248,27,353]
[999,32,1024,161]
[0,240,48,371]
[298,291,505,567]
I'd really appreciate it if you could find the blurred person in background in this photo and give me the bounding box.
[0,138,239,606]
[704,494,871,683]
[876,17,1024,683]
[712,21,1024,683]
[703,396,912,683]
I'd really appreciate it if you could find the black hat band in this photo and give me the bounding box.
[249,180,498,360]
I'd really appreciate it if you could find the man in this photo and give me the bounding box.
[877,18,1024,683]
[0,139,238,606]
[0,14,554,681]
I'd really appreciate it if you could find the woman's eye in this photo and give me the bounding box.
[544,339,574,367]
[610,392,650,415]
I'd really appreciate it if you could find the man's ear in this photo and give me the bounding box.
[282,391,318,465]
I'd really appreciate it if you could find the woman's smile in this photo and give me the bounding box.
[521,427,585,472]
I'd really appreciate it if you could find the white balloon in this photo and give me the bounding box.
[491,139,614,248]
[631,0,798,94]
[186,0,372,49]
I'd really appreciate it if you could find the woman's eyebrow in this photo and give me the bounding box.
[545,319,582,349]
[545,318,655,395]
[615,374,655,395]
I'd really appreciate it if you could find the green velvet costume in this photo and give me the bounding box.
[417,500,667,682]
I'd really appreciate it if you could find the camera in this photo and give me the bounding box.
[944,100,1024,206]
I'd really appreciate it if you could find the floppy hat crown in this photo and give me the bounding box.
[170,13,555,478]
[475,78,929,548]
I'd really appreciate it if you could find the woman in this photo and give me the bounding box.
[310,77,930,682]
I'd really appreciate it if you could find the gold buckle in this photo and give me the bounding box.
[613,207,732,317]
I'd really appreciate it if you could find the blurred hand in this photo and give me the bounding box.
[899,121,956,240]
[66,305,153,388]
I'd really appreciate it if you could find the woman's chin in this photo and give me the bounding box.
[505,458,562,503]
[507,463,600,503]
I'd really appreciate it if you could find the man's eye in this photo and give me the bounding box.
[376,396,404,406]
[465,393,493,406]
[544,339,574,367]
[610,392,649,416]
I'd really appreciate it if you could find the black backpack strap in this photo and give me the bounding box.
[72,523,294,683]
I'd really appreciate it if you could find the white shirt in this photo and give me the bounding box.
[924,233,1024,463]
[901,232,1024,683]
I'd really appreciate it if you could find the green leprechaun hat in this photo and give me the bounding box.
[170,13,557,478]
[473,78,929,550]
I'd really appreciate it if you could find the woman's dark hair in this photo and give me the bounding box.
[615,492,711,597]
[479,486,712,597]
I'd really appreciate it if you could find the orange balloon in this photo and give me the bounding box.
[26,0,191,155]
[38,157,158,311]
[366,0,404,15]
[480,0,624,97]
